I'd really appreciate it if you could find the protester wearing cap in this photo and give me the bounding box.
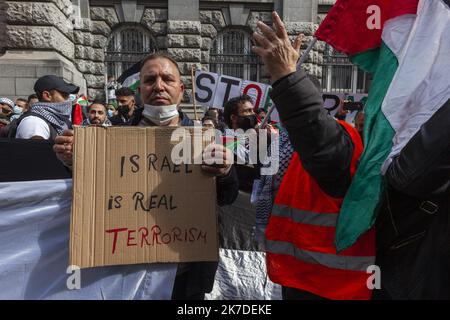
[0,97,15,129]
[0,97,15,118]
[15,75,79,140]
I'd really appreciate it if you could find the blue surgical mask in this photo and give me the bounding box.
[107,110,114,118]
[13,105,23,115]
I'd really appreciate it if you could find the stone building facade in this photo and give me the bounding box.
[0,0,336,101]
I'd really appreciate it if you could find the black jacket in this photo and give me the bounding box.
[132,108,239,298]
[270,70,355,198]
[375,99,450,299]
[110,107,142,126]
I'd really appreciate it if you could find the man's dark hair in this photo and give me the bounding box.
[223,94,254,128]
[34,90,60,101]
[89,102,107,112]
[35,92,43,101]
[16,98,27,104]
[205,108,225,121]
[27,94,38,103]
[115,87,135,97]
[139,52,181,77]
[201,116,218,128]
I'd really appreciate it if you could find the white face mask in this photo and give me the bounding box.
[142,104,179,126]
[13,106,23,114]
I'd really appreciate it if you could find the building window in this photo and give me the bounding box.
[321,45,371,93]
[210,29,261,81]
[105,25,157,79]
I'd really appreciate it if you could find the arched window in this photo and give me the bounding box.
[210,29,260,81]
[105,25,157,78]
[321,44,371,93]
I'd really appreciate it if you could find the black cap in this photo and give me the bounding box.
[34,75,80,95]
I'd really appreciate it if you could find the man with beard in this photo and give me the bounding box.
[0,97,15,130]
[109,87,139,125]
[53,52,239,300]
[82,102,112,127]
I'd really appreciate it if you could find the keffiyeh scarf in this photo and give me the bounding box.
[31,100,72,134]
[255,128,294,229]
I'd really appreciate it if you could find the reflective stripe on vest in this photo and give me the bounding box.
[265,121,375,300]
[266,239,374,272]
[272,204,338,227]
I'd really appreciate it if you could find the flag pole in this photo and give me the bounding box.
[191,66,199,121]
[259,37,318,129]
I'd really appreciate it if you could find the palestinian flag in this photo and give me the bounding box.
[0,139,177,299]
[76,95,89,107]
[71,95,90,125]
[315,0,450,251]
[117,61,141,91]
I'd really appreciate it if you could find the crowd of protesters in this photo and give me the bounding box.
[0,78,362,141]
[2,40,446,301]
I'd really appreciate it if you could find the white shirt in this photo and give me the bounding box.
[15,116,51,139]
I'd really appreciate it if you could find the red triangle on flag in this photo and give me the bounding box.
[315,0,419,56]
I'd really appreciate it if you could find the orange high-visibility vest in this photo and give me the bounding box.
[265,121,376,300]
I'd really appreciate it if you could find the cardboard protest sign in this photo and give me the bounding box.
[70,126,218,269]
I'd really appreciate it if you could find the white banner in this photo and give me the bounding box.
[195,70,367,125]
[195,70,270,110]
[0,179,177,300]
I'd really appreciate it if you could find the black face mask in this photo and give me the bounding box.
[118,105,130,116]
[237,114,257,131]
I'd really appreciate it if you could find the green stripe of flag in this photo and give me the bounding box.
[336,43,398,252]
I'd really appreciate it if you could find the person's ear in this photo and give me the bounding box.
[41,90,52,102]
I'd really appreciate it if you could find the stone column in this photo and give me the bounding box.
[0,0,87,100]
[167,0,202,103]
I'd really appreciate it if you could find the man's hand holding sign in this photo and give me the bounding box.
[53,53,239,305]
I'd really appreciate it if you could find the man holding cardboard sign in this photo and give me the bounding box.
[54,53,239,300]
